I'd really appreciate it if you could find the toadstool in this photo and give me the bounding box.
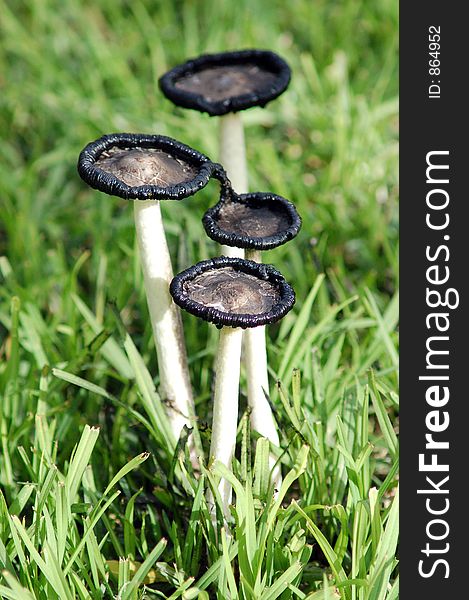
[77,132,220,446]
[202,190,301,489]
[170,256,295,516]
[159,49,291,256]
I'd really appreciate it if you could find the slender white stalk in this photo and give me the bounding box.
[133,199,194,442]
[218,113,247,258]
[210,326,243,518]
[218,113,282,490]
[245,249,282,492]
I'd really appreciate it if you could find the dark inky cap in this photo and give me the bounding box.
[203,189,301,250]
[77,133,217,200]
[159,49,291,117]
[170,256,295,329]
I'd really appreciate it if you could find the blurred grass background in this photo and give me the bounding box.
[0,0,398,597]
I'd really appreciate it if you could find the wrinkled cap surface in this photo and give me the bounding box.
[159,49,291,116]
[203,191,301,250]
[170,256,295,329]
[95,147,198,188]
[187,268,278,315]
[77,133,217,200]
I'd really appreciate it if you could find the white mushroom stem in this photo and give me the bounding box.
[218,113,247,259]
[244,249,282,492]
[133,199,195,443]
[210,326,243,518]
[219,113,248,193]
[218,113,282,491]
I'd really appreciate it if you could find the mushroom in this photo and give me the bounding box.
[202,190,301,489]
[170,256,295,517]
[159,49,291,256]
[77,132,220,446]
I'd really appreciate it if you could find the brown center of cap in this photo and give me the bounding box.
[174,64,277,102]
[95,147,198,188]
[183,267,279,315]
[216,202,291,237]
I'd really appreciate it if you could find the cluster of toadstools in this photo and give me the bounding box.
[78,50,301,518]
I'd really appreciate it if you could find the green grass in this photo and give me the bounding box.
[0,0,398,597]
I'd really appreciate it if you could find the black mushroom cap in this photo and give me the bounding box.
[202,189,302,250]
[170,256,295,329]
[159,49,291,117]
[77,132,219,200]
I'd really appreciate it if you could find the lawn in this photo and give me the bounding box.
[0,0,399,598]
